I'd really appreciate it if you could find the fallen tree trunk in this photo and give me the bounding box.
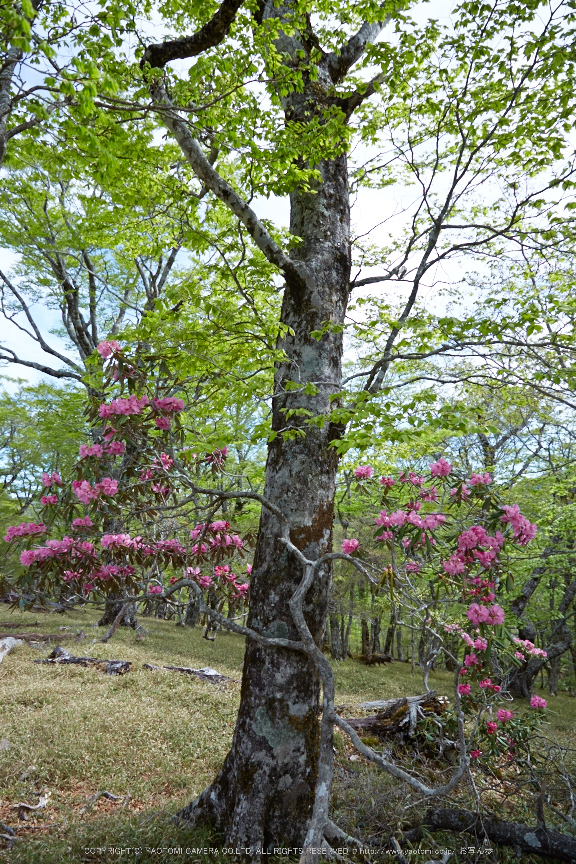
[405,808,576,862]
[143,663,234,684]
[346,693,448,740]
[0,637,23,664]
[36,646,130,675]
[0,632,75,642]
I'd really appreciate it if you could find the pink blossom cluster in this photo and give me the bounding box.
[430,458,452,477]
[106,441,126,456]
[99,395,149,418]
[513,637,547,659]
[148,585,163,594]
[153,397,185,413]
[20,537,95,566]
[96,340,121,359]
[380,476,395,488]
[450,483,470,501]
[353,465,373,479]
[466,603,505,625]
[79,443,104,459]
[91,564,135,581]
[342,538,359,555]
[40,494,58,506]
[469,472,492,486]
[500,504,537,546]
[530,695,547,709]
[4,522,47,543]
[72,477,118,504]
[213,564,249,597]
[72,516,93,530]
[42,471,62,487]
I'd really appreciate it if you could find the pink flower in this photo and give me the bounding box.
[430,458,452,477]
[354,465,373,479]
[246,564,253,575]
[79,443,104,459]
[153,397,185,413]
[408,472,425,486]
[405,562,422,573]
[389,510,407,526]
[459,667,467,676]
[96,340,121,358]
[530,695,547,709]
[235,582,249,596]
[198,575,213,589]
[97,477,118,497]
[443,554,466,576]
[486,604,505,625]
[72,517,93,529]
[160,453,173,469]
[155,416,171,430]
[422,513,446,530]
[492,685,501,693]
[466,603,490,625]
[106,441,126,456]
[98,395,149,418]
[148,585,163,594]
[469,472,492,486]
[470,749,482,759]
[497,709,514,722]
[486,722,498,735]
[101,533,132,549]
[479,679,492,689]
[210,520,229,532]
[380,476,395,488]
[458,683,471,695]
[515,651,524,660]
[501,504,537,546]
[473,638,488,651]
[41,471,62,487]
[464,653,479,667]
[4,522,47,542]
[342,538,359,555]
[40,494,58,506]
[20,549,37,566]
[420,486,439,502]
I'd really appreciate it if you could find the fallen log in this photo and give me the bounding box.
[405,807,576,863]
[36,646,130,675]
[360,652,393,665]
[0,637,23,664]
[143,663,234,684]
[12,792,50,821]
[0,621,42,629]
[346,692,448,740]
[0,632,75,642]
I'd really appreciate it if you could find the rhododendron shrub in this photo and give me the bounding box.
[0,344,252,615]
[340,459,546,758]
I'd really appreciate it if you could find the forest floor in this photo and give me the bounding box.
[0,607,574,863]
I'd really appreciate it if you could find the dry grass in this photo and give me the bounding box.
[1,607,575,862]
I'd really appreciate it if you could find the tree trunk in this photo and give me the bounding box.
[361,618,370,658]
[507,620,572,699]
[330,614,342,660]
[98,596,137,629]
[370,615,382,655]
[396,626,404,662]
[185,594,200,627]
[548,654,562,696]
[178,145,350,851]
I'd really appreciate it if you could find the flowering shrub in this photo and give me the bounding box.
[340,458,546,764]
[0,342,252,618]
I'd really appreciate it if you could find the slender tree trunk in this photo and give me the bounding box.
[98,596,137,629]
[178,150,350,851]
[330,614,342,660]
[396,626,404,662]
[370,615,381,655]
[361,618,370,658]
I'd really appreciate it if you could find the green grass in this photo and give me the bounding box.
[1,607,575,862]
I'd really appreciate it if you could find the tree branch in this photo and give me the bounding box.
[326,7,392,83]
[149,84,309,288]
[142,0,245,69]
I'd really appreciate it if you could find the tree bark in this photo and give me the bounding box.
[177,146,350,851]
[98,596,137,629]
[330,613,342,660]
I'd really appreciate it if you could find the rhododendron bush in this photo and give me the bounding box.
[0,343,252,618]
[340,457,547,761]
